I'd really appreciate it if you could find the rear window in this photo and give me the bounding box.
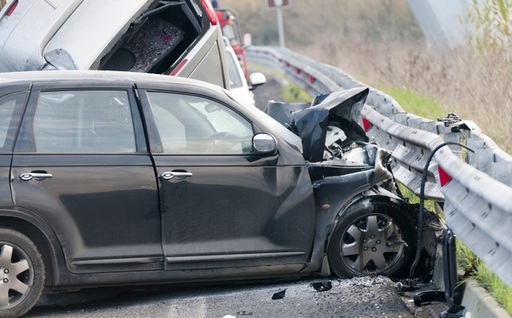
[32,90,136,153]
[0,93,26,151]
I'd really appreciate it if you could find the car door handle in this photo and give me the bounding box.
[20,172,53,181]
[160,171,193,181]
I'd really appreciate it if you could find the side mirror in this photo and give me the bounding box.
[249,72,266,90]
[253,133,276,154]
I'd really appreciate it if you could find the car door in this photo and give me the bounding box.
[10,85,163,274]
[140,89,316,274]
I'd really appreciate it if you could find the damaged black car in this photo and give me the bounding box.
[0,71,440,317]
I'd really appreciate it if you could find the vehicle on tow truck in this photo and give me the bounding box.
[0,0,230,89]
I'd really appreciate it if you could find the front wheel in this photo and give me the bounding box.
[327,198,416,278]
[0,228,45,318]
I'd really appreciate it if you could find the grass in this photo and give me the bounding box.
[280,83,312,104]
[379,87,446,120]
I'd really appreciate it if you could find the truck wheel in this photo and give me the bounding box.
[328,199,416,278]
[0,228,45,318]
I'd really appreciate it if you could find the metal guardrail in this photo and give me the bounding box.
[247,46,512,289]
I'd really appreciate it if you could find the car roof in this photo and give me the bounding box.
[0,70,227,93]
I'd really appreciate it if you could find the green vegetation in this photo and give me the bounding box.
[281,83,311,104]
[379,87,446,120]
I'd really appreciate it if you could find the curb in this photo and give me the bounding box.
[424,251,511,317]
[461,279,511,318]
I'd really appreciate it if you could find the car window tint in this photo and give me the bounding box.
[33,90,136,153]
[0,93,25,150]
[147,92,253,154]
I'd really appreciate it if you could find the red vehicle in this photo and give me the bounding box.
[215,7,250,82]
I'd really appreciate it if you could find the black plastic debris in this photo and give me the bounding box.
[271,289,286,300]
[310,281,332,292]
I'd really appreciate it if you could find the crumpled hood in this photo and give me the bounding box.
[265,87,370,162]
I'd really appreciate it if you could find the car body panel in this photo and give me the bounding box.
[178,27,229,89]
[136,88,315,271]
[155,156,315,271]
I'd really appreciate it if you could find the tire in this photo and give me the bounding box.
[327,198,416,278]
[0,228,45,318]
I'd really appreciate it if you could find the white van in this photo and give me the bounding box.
[0,0,230,88]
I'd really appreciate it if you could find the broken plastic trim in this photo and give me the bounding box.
[44,49,78,70]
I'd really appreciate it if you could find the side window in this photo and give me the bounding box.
[33,90,136,153]
[0,93,26,151]
[147,92,254,154]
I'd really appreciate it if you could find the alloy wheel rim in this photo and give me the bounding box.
[340,213,406,275]
[0,243,33,309]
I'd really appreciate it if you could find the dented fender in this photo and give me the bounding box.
[301,169,375,274]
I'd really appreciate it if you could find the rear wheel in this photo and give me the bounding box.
[328,199,416,278]
[0,228,45,318]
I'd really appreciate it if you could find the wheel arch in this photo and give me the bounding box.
[327,187,416,247]
[0,213,65,287]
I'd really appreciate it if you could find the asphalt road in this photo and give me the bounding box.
[26,276,414,318]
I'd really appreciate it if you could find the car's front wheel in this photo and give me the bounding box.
[327,198,416,278]
[0,228,45,318]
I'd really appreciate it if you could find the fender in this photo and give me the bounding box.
[328,186,410,244]
[301,169,375,274]
[301,182,408,275]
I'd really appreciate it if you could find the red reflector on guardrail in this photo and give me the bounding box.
[438,166,452,187]
[362,117,372,132]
